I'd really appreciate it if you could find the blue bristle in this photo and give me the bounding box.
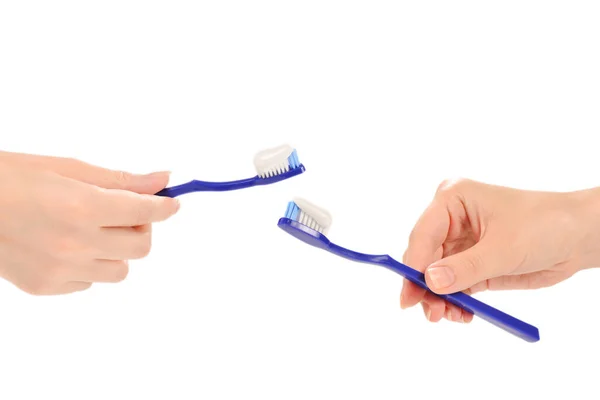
[287,149,300,169]
[284,201,300,221]
[290,203,300,221]
[284,201,294,218]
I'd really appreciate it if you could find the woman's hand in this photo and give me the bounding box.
[0,151,180,295]
[400,178,600,323]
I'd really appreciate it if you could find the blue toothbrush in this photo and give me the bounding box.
[155,144,305,197]
[277,197,540,343]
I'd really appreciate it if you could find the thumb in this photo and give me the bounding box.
[11,153,171,194]
[60,162,172,194]
[79,168,172,194]
[423,240,512,294]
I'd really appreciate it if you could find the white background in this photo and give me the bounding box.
[1,1,599,399]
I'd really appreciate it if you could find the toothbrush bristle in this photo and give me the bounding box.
[256,148,301,179]
[284,201,327,234]
[288,149,300,169]
[284,201,301,221]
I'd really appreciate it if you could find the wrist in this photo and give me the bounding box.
[566,187,600,270]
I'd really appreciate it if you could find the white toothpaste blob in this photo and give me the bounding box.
[253,144,295,178]
[293,197,333,235]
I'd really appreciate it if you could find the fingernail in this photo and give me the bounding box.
[426,266,455,290]
[138,171,169,184]
[146,171,171,178]
[172,198,181,213]
[423,303,431,321]
[451,308,463,322]
[446,308,452,321]
[399,292,406,309]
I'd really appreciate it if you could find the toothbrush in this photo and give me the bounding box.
[155,144,305,197]
[277,198,540,343]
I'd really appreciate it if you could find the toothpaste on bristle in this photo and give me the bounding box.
[293,197,332,234]
[254,144,297,178]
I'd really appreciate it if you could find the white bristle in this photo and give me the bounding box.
[257,159,294,179]
[300,211,322,232]
[293,197,333,235]
[254,144,294,178]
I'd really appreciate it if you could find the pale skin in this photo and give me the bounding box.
[2,151,599,312]
[0,151,180,295]
[401,178,600,323]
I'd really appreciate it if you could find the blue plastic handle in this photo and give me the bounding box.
[278,217,540,343]
[155,165,305,197]
[335,246,540,342]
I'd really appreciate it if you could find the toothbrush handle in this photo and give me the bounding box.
[155,178,258,197]
[382,257,540,342]
[155,166,306,197]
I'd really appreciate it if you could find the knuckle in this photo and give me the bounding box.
[436,177,471,195]
[134,197,153,226]
[114,170,133,185]
[408,228,420,243]
[112,170,133,189]
[63,157,82,169]
[462,252,484,278]
[436,179,454,194]
[63,195,89,219]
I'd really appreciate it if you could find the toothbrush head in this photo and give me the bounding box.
[254,144,305,181]
[277,198,332,250]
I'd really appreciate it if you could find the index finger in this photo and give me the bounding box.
[92,188,180,227]
[400,199,449,309]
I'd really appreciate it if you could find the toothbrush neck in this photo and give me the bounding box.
[327,242,428,290]
[327,242,388,265]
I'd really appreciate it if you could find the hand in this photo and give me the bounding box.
[0,151,180,295]
[400,178,600,323]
